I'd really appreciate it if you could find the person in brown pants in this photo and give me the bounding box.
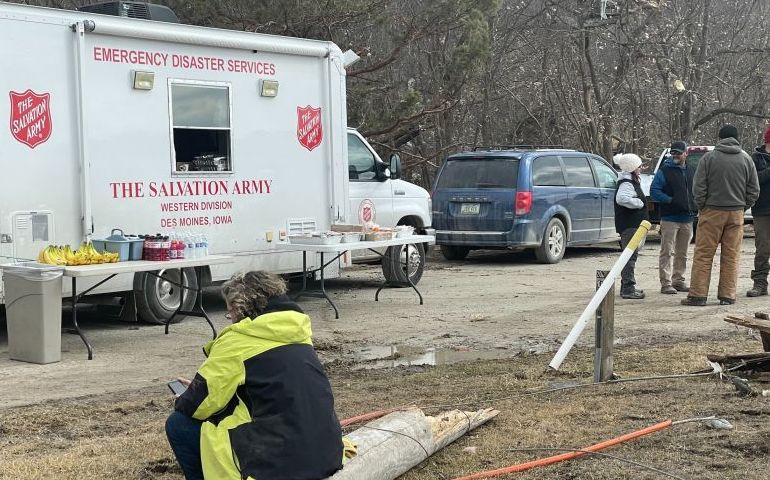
[682,124,759,306]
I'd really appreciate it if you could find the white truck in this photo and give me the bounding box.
[0,1,432,323]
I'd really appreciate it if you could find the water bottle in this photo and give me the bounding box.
[201,234,209,257]
[195,234,204,258]
[185,233,196,259]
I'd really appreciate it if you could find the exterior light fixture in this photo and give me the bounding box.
[260,79,279,98]
[132,71,155,90]
[342,49,360,68]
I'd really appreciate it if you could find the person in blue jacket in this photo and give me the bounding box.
[650,141,697,294]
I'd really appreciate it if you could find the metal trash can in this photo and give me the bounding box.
[2,262,64,364]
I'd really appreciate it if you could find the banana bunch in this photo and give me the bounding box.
[37,245,67,265]
[38,243,120,266]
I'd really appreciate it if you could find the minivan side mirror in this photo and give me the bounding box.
[389,153,402,180]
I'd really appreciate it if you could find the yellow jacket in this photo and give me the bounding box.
[175,296,343,479]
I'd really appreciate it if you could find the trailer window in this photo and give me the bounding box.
[170,83,231,173]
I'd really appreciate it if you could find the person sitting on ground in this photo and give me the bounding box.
[650,141,697,295]
[165,271,344,480]
[614,153,649,300]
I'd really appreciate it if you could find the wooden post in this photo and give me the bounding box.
[594,270,615,382]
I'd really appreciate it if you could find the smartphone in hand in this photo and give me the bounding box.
[168,380,187,396]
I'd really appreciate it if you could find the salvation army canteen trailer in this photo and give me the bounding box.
[0,2,430,323]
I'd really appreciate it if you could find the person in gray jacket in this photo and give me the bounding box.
[682,124,759,306]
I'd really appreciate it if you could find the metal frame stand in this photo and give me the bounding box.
[293,251,340,319]
[154,266,216,339]
[69,275,116,360]
[291,245,424,318]
[68,266,214,360]
[375,245,423,305]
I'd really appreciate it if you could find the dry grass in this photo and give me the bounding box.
[2,333,769,480]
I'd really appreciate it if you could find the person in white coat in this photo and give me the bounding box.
[613,153,649,299]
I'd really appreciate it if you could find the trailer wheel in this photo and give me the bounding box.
[382,243,425,286]
[133,268,197,325]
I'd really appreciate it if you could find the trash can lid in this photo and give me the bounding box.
[1,262,64,280]
[1,261,64,272]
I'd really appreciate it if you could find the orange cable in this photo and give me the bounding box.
[451,419,673,480]
[339,407,405,427]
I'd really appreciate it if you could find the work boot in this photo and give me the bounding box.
[681,296,707,306]
[660,285,677,295]
[621,289,645,300]
[746,285,768,297]
[718,297,736,306]
[672,283,689,292]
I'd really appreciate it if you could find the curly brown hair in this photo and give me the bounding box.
[221,271,288,320]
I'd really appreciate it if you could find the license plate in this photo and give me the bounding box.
[460,203,480,215]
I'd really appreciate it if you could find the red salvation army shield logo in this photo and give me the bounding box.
[9,90,52,149]
[297,105,322,151]
[358,199,376,224]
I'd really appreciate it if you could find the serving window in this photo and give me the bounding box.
[169,81,232,173]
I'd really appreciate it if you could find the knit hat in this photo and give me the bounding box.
[718,124,739,140]
[670,141,687,155]
[613,153,642,173]
[763,125,770,144]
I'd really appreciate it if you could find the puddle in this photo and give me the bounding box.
[352,345,513,370]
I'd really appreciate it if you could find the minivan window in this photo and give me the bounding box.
[436,158,518,189]
[562,156,596,187]
[532,156,565,186]
[591,159,617,189]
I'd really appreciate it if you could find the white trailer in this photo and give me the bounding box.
[0,2,432,323]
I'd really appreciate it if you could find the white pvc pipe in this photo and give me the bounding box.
[549,220,652,370]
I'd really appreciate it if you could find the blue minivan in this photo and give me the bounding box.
[432,149,620,263]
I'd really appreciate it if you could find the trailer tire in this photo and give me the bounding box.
[382,243,425,286]
[133,268,197,325]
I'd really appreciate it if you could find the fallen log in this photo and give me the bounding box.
[328,407,499,480]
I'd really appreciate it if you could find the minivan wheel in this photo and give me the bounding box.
[440,245,470,261]
[535,218,566,264]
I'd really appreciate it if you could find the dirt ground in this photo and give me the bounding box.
[2,231,770,479]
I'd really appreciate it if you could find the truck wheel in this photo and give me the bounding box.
[535,218,566,264]
[440,245,470,261]
[133,268,197,325]
[382,243,425,285]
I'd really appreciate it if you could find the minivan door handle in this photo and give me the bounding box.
[394,190,406,195]
[593,194,601,199]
